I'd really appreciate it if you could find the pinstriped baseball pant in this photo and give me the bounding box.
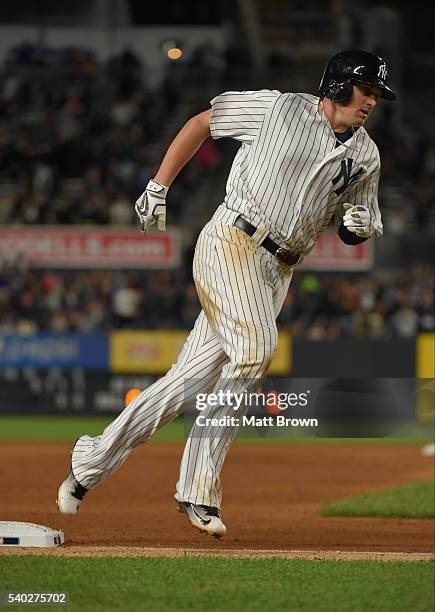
[72,206,292,508]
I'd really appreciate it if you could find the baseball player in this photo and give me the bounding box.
[58,50,396,537]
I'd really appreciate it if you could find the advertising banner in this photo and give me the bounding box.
[299,231,373,270]
[110,330,291,375]
[0,331,291,374]
[416,333,435,378]
[0,333,108,369]
[110,330,188,374]
[0,227,181,269]
[0,332,426,379]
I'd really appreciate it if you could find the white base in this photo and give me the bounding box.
[0,522,64,547]
[422,443,435,457]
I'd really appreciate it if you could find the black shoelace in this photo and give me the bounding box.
[199,505,220,518]
[72,481,87,501]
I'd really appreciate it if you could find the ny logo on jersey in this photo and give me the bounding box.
[332,159,363,196]
[377,63,387,80]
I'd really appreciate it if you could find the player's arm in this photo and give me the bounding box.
[336,168,383,245]
[154,109,212,187]
[135,109,212,233]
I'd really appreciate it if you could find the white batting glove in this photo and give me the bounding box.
[135,179,168,233]
[342,203,373,238]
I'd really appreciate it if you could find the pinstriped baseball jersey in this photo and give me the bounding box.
[210,90,383,256]
[65,86,384,520]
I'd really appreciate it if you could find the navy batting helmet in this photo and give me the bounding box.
[319,50,396,103]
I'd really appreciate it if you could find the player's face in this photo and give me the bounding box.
[341,84,381,127]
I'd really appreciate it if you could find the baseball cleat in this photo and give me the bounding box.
[176,500,227,538]
[57,470,88,515]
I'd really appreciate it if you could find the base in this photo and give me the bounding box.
[0,522,64,547]
[422,443,435,457]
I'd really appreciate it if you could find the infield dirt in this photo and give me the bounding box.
[0,442,433,555]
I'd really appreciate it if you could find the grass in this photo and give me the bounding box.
[0,416,184,442]
[319,480,435,518]
[0,556,433,612]
[0,416,432,444]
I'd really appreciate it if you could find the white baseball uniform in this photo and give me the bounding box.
[71,90,382,508]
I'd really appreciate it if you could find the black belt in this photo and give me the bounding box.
[233,215,300,266]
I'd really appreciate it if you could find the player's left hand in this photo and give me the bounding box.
[342,203,373,238]
[135,179,168,233]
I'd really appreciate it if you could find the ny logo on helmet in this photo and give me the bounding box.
[377,64,387,80]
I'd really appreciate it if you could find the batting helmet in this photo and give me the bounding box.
[319,50,396,103]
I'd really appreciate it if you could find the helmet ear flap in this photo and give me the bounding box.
[325,79,353,103]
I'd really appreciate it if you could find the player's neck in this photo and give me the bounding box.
[318,98,350,133]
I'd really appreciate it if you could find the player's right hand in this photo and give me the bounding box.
[135,179,168,233]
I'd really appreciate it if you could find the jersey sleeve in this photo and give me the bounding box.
[209,90,280,143]
[334,167,383,237]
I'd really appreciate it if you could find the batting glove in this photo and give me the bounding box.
[342,203,373,238]
[135,179,168,233]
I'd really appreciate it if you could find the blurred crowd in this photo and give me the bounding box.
[0,41,433,232]
[277,263,434,339]
[0,258,432,339]
[0,42,433,341]
[0,42,222,228]
[371,118,435,234]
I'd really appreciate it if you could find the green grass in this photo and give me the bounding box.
[319,480,435,518]
[0,556,433,612]
[0,416,432,444]
[0,416,184,442]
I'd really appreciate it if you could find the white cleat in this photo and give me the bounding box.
[57,470,88,515]
[176,500,227,538]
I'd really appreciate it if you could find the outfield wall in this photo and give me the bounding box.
[0,331,432,376]
[0,332,433,421]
